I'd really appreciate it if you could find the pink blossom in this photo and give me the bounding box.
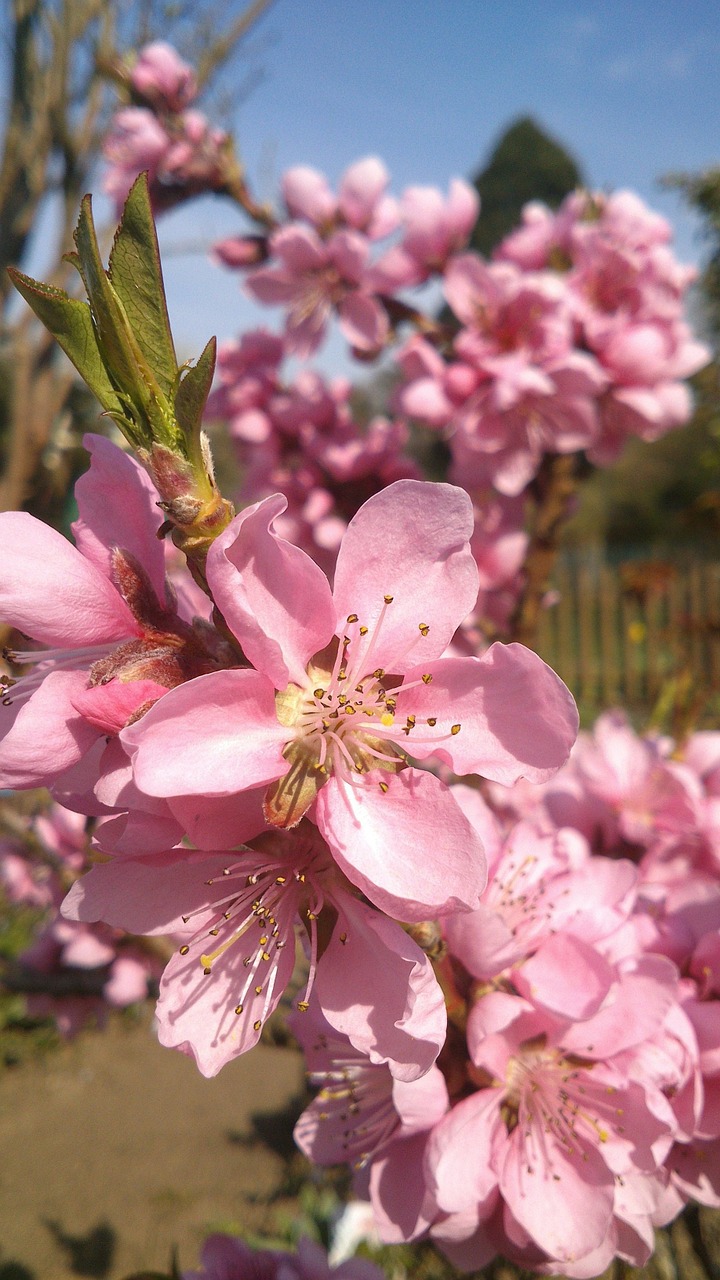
[372,178,479,285]
[129,41,198,112]
[183,1233,384,1280]
[64,821,446,1080]
[282,157,398,240]
[293,1006,448,1242]
[103,106,228,216]
[246,224,389,356]
[122,481,578,922]
[0,434,230,788]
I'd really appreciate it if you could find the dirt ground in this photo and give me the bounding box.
[0,1013,306,1280]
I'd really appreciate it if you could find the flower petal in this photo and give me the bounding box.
[395,643,578,783]
[121,669,289,797]
[316,893,446,1080]
[206,494,336,688]
[0,671,102,788]
[72,433,167,607]
[0,512,135,647]
[316,768,486,921]
[332,480,478,674]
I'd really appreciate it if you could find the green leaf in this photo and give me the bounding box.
[175,336,217,465]
[7,267,125,417]
[73,194,178,451]
[108,175,178,400]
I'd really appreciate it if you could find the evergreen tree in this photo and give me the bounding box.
[470,115,583,257]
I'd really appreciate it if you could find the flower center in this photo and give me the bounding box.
[265,596,461,828]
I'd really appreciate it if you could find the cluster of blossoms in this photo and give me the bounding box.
[0,801,159,1035]
[396,188,709,495]
[0,435,577,1082]
[103,42,229,215]
[3,37,715,1280]
[292,715,720,1274]
[206,329,419,571]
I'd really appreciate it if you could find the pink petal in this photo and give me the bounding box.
[332,480,478,674]
[121,669,289,797]
[71,678,167,733]
[315,768,486,921]
[72,433,167,607]
[560,955,678,1059]
[329,229,370,281]
[513,934,614,1020]
[393,1064,450,1131]
[270,223,327,273]
[369,1131,437,1243]
[168,788,268,848]
[244,266,299,305]
[339,157,390,228]
[206,493,336,688]
[500,1125,614,1263]
[316,894,446,1081]
[0,671,102,788]
[0,512,136,647]
[426,1088,503,1212]
[395,644,578,783]
[155,936,295,1076]
[63,850,225,935]
[282,165,336,224]
[338,292,388,352]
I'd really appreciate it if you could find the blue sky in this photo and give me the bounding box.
[126,1,720,370]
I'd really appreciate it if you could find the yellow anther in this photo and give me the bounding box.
[314,688,325,698]
[384,594,394,604]
[338,668,347,680]
[338,694,348,705]
[380,712,395,727]
[427,717,437,726]
[379,781,389,793]
[261,951,271,962]
[208,927,219,936]
[385,697,396,710]
[307,910,317,920]
[297,1001,309,1012]
[451,723,461,735]
[359,625,368,635]
[259,936,268,946]
[255,985,263,995]
[235,1004,244,1015]
[419,623,430,636]
[275,875,287,884]
[344,704,356,715]
[406,714,416,728]
[373,668,385,679]
[339,932,348,944]
[253,1020,262,1031]
[422,672,433,684]
[347,613,359,623]
[179,945,190,956]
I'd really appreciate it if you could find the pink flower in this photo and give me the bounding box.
[64,821,446,1079]
[372,178,479,285]
[424,958,678,1269]
[103,106,228,216]
[122,480,578,922]
[0,434,230,789]
[282,157,399,240]
[293,1006,449,1242]
[246,225,389,356]
[129,41,198,112]
[183,1233,384,1280]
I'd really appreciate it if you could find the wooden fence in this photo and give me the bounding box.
[534,554,720,720]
